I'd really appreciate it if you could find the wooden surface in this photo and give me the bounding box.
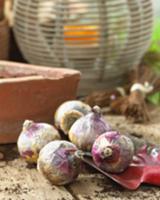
[0,107,160,200]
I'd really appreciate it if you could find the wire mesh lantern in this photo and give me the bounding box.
[13,0,153,94]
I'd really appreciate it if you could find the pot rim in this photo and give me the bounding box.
[0,61,81,83]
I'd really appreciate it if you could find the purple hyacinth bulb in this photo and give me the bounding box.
[92,131,134,173]
[37,140,81,185]
[69,106,112,151]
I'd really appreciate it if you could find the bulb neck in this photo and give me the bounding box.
[100,147,113,159]
[92,105,101,117]
[23,120,34,131]
[130,82,154,97]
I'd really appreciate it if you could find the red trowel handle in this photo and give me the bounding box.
[143,166,160,186]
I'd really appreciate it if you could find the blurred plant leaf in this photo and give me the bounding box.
[143,19,160,73]
[143,52,160,74]
[149,19,160,53]
[147,92,160,105]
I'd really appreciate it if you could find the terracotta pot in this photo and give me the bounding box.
[0,61,81,144]
[0,19,9,60]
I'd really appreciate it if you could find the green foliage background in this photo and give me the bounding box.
[145,18,160,105]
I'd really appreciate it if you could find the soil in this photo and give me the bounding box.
[0,107,160,200]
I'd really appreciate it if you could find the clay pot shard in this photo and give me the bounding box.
[0,61,81,144]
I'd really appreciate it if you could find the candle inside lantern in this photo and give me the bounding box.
[64,25,99,45]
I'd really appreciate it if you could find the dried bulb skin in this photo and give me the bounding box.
[92,132,134,173]
[37,140,80,185]
[54,100,91,134]
[85,90,121,108]
[121,91,150,123]
[69,106,111,151]
[17,120,61,163]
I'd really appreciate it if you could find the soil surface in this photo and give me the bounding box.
[0,107,160,200]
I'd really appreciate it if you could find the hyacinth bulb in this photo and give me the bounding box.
[54,100,91,134]
[92,131,134,173]
[69,106,112,151]
[37,140,81,185]
[17,120,60,163]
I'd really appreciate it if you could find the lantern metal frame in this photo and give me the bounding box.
[13,0,153,94]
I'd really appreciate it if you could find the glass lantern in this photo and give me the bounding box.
[13,0,153,94]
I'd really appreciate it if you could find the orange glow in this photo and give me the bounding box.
[64,25,99,45]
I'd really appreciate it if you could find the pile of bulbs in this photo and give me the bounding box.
[17,100,135,186]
